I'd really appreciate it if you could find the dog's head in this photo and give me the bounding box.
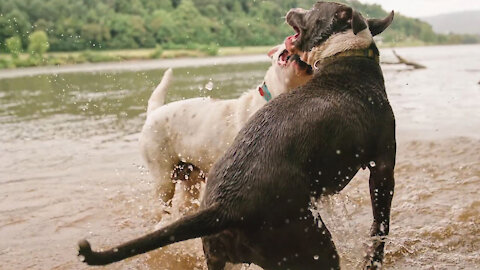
[266,44,313,93]
[285,1,394,61]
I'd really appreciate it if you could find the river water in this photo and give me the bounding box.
[0,44,479,269]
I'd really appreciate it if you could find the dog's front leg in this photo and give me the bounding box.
[364,158,395,269]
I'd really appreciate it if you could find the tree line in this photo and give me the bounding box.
[0,0,478,53]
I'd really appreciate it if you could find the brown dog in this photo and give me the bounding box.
[78,2,395,269]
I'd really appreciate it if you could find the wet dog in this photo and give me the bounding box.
[140,44,312,211]
[79,2,395,269]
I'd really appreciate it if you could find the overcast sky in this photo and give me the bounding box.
[360,0,480,18]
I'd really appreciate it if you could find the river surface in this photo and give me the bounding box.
[0,44,479,269]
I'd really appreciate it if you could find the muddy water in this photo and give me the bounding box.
[0,44,479,269]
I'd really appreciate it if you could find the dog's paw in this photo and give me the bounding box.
[363,260,383,270]
[362,239,385,270]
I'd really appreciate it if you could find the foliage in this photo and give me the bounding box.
[80,50,122,63]
[150,44,164,59]
[28,31,49,57]
[0,0,478,53]
[199,43,219,56]
[6,36,22,58]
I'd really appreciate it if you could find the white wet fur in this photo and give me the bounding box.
[139,44,311,214]
[306,27,373,67]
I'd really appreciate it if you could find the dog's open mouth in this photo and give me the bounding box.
[290,54,313,75]
[278,49,313,75]
[292,26,300,41]
[277,49,290,66]
[285,25,301,54]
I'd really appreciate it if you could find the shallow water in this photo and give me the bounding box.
[0,44,479,269]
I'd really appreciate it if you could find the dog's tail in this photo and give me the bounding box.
[147,68,173,116]
[78,204,226,265]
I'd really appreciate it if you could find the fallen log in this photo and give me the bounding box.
[385,50,426,69]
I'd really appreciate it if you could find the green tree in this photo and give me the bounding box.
[106,14,154,49]
[81,23,111,48]
[0,0,477,53]
[0,9,31,49]
[28,30,49,57]
[149,10,176,44]
[6,35,22,58]
[170,0,215,45]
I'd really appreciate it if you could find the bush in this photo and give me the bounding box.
[162,42,185,50]
[160,42,218,56]
[150,44,164,59]
[28,31,50,57]
[199,43,219,56]
[80,50,121,63]
[0,58,14,69]
[6,36,23,59]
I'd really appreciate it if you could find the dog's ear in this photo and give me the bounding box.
[368,11,395,36]
[336,7,367,35]
[351,10,368,35]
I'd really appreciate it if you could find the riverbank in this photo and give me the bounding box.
[2,43,479,80]
[0,54,270,79]
[2,40,477,72]
[0,46,272,71]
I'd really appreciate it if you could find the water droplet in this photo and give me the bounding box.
[205,81,214,91]
[369,161,376,167]
[313,255,319,260]
[336,150,341,155]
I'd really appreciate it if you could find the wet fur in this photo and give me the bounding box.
[139,45,312,211]
[79,2,395,269]
[79,55,395,270]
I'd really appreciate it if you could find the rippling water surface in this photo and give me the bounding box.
[0,44,479,269]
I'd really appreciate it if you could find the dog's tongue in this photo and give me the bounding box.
[285,35,297,54]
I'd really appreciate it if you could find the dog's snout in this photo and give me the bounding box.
[286,10,295,23]
[286,8,307,24]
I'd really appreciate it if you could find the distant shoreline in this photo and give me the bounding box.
[0,41,472,72]
[0,46,272,74]
[1,43,478,80]
[0,54,270,79]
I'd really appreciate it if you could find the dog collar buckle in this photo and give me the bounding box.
[258,82,272,102]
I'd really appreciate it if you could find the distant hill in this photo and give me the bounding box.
[422,10,480,35]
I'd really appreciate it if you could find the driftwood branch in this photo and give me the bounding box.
[384,50,426,69]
